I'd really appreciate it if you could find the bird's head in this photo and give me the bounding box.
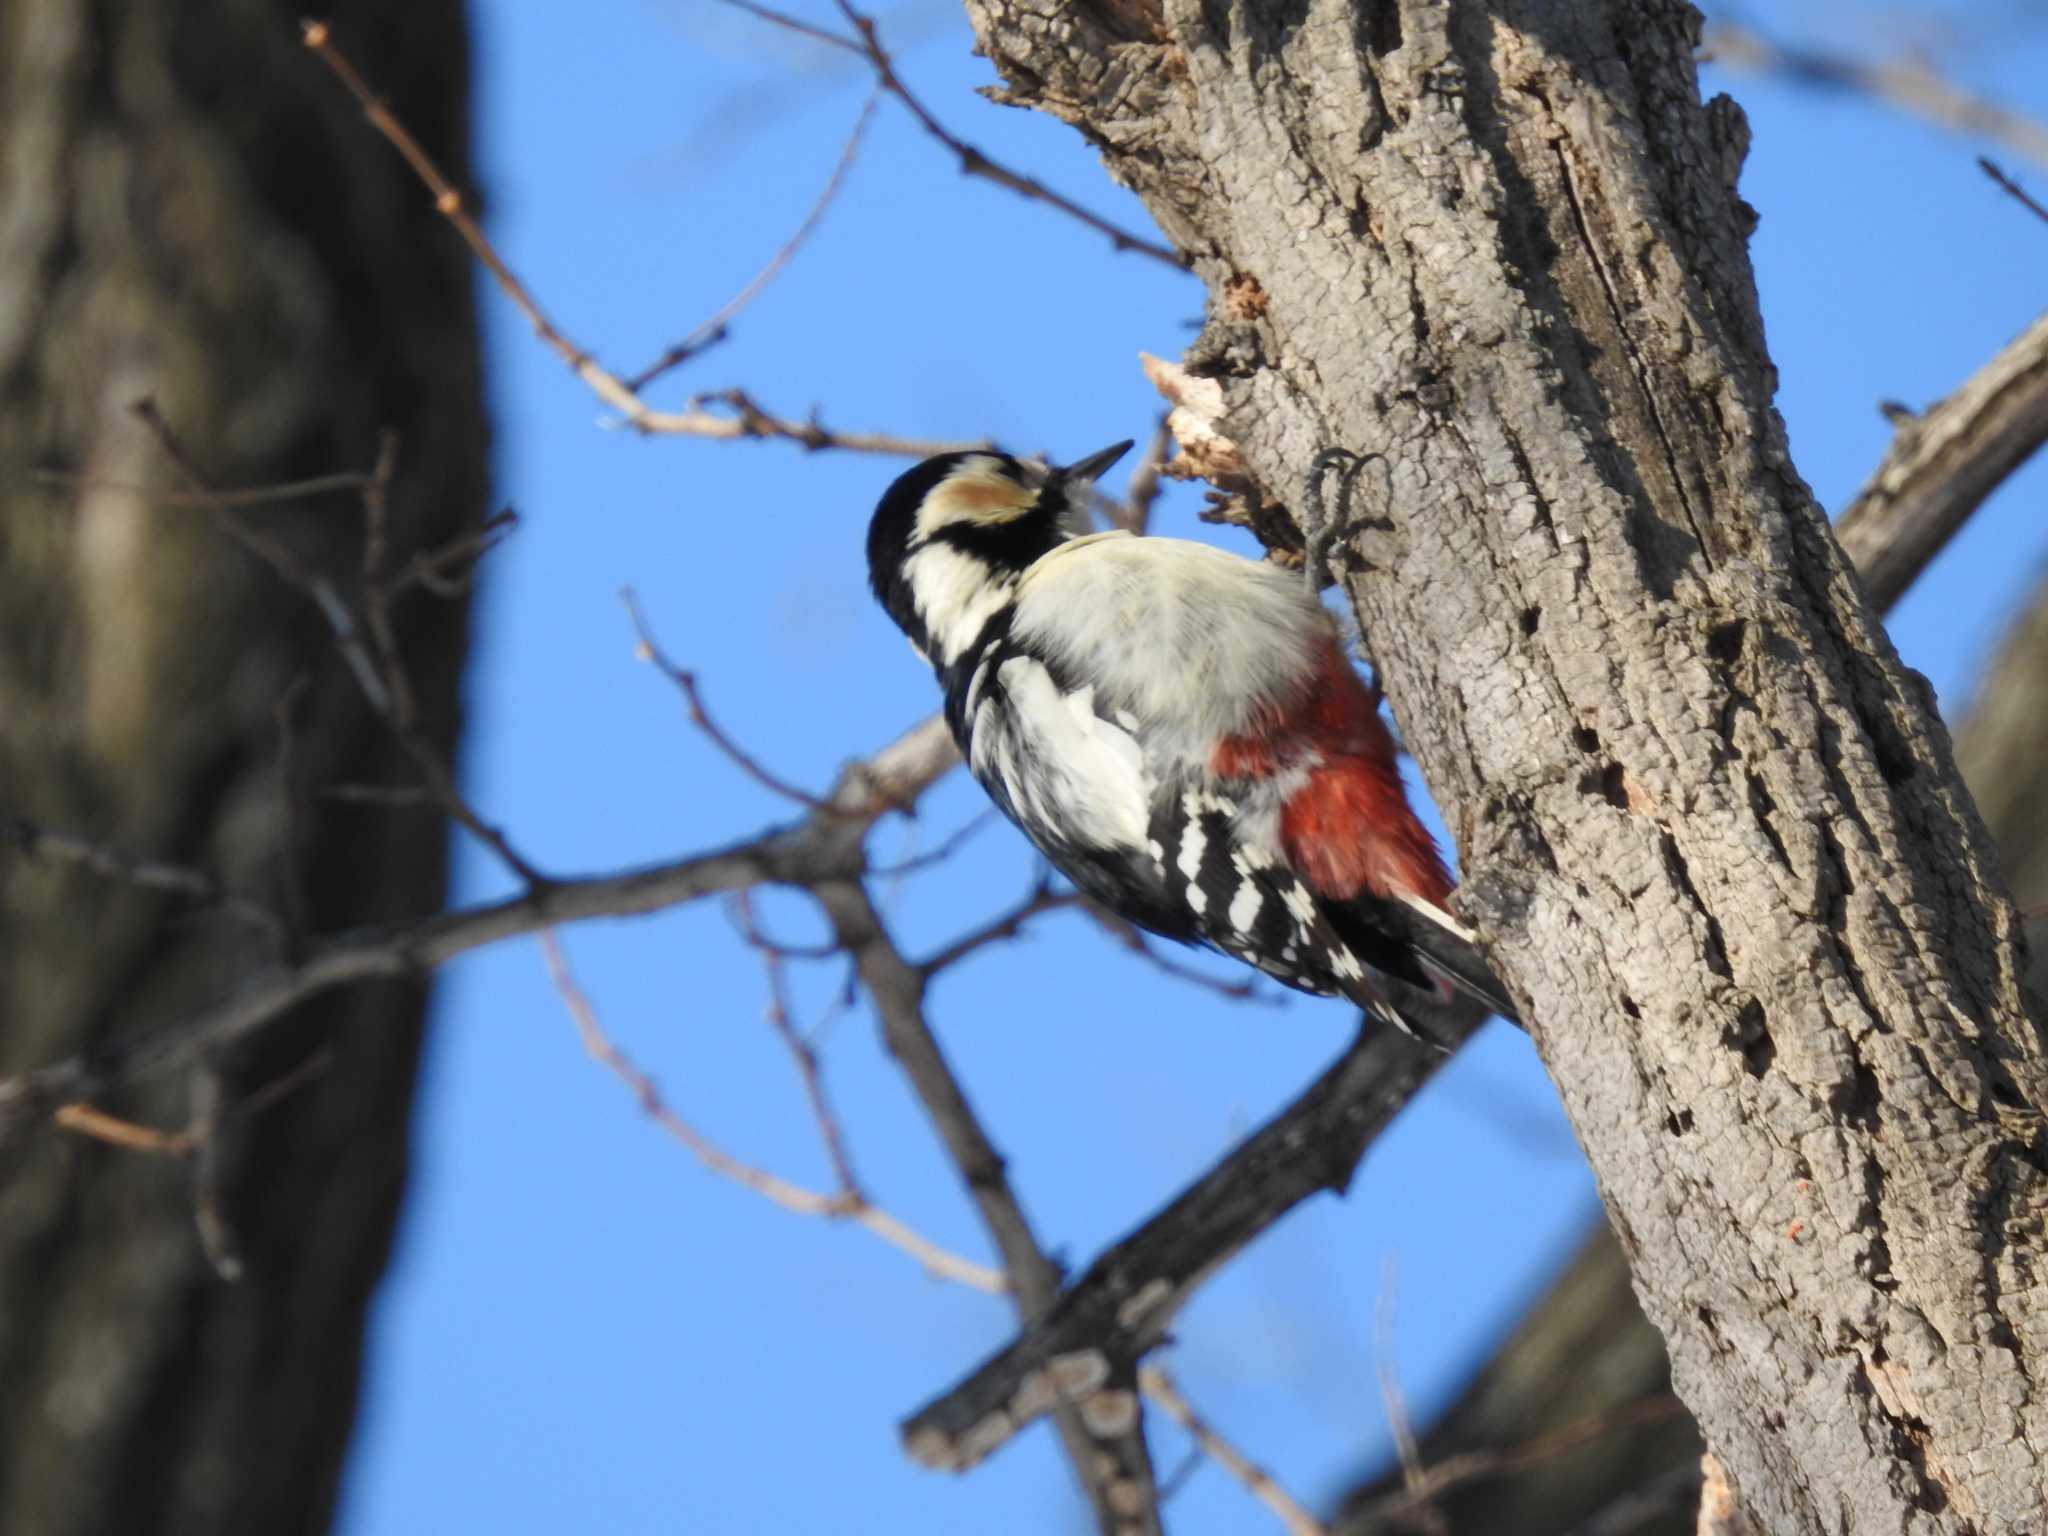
[866,441,1133,667]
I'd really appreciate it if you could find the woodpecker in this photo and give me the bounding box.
[865,441,1516,1042]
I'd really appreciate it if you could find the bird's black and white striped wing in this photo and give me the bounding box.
[948,639,1195,940]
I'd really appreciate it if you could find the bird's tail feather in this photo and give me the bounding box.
[1389,891,1521,1028]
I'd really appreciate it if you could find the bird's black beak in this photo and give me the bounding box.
[1059,440,1135,484]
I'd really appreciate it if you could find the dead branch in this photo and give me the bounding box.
[1835,308,2048,610]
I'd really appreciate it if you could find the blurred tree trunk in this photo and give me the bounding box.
[1336,562,2048,1533]
[0,4,485,1534]
[963,0,2047,1525]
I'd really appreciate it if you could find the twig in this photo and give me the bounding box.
[52,1103,193,1156]
[1703,25,2048,170]
[29,469,375,507]
[3,814,284,946]
[622,588,832,810]
[1980,156,2048,228]
[1554,1460,1706,1536]
[919,878,1078,975]
[869,808,1001,877]
[627,90,882,393]
[1139,1365,1329,1536]
[319,782,438,807]
[1081,904,1275,1003]
[542,929,1004,1292]
[49,1051,331,1160]
[129,395,547,887]
[1835,308,2048,613]
[189,1060,243,1281]
[271,675,312,942]
[672,387,975,457]
[716,0,1184,268]
[1375,1260,1446,1536]
[301,22,975,456]
[381,507,519,600]
[1112,417,1175,535]
[734,892,862,1191]
[1348,1395,1691,1528]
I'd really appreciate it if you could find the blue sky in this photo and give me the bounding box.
[337,4,2048,1532]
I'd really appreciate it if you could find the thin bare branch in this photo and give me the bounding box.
[49,1051,330,1162]
[670,388,977,456]
[380,508,519,601]
[319,782,438,807]
[1704,24,2048,170]
[623,588,833,810]
[189,1062,243,1282]
[3,814,285,945]
[1375,1261,1445,1536]
[51,1103,194,1156]
[1981,156,2048,228]
[712,0,1185,268]
[1139,1365,1330,1536]
[30,469,376,507]
[1111,417,1174,535]
[709,0,863,58]
[918,877,1077,975]
[734,891,863,1191]
[542,929,1005,1292]
[627,89,883,393]
[129,398,544,886]
[301,22,974,456]
[868,808,1001,877]
[1079,903,1274,1003]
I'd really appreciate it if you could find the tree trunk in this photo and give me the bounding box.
[961,0,2048,1527]
[1337,561,2048,1531]
[0,4,486,1533]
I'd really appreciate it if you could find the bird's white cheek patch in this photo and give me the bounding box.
[905,543,1013,665]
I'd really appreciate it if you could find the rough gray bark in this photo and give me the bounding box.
[1338,558,2048,1534]
[0,5,486,1534]
[960,1,2048,1529]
